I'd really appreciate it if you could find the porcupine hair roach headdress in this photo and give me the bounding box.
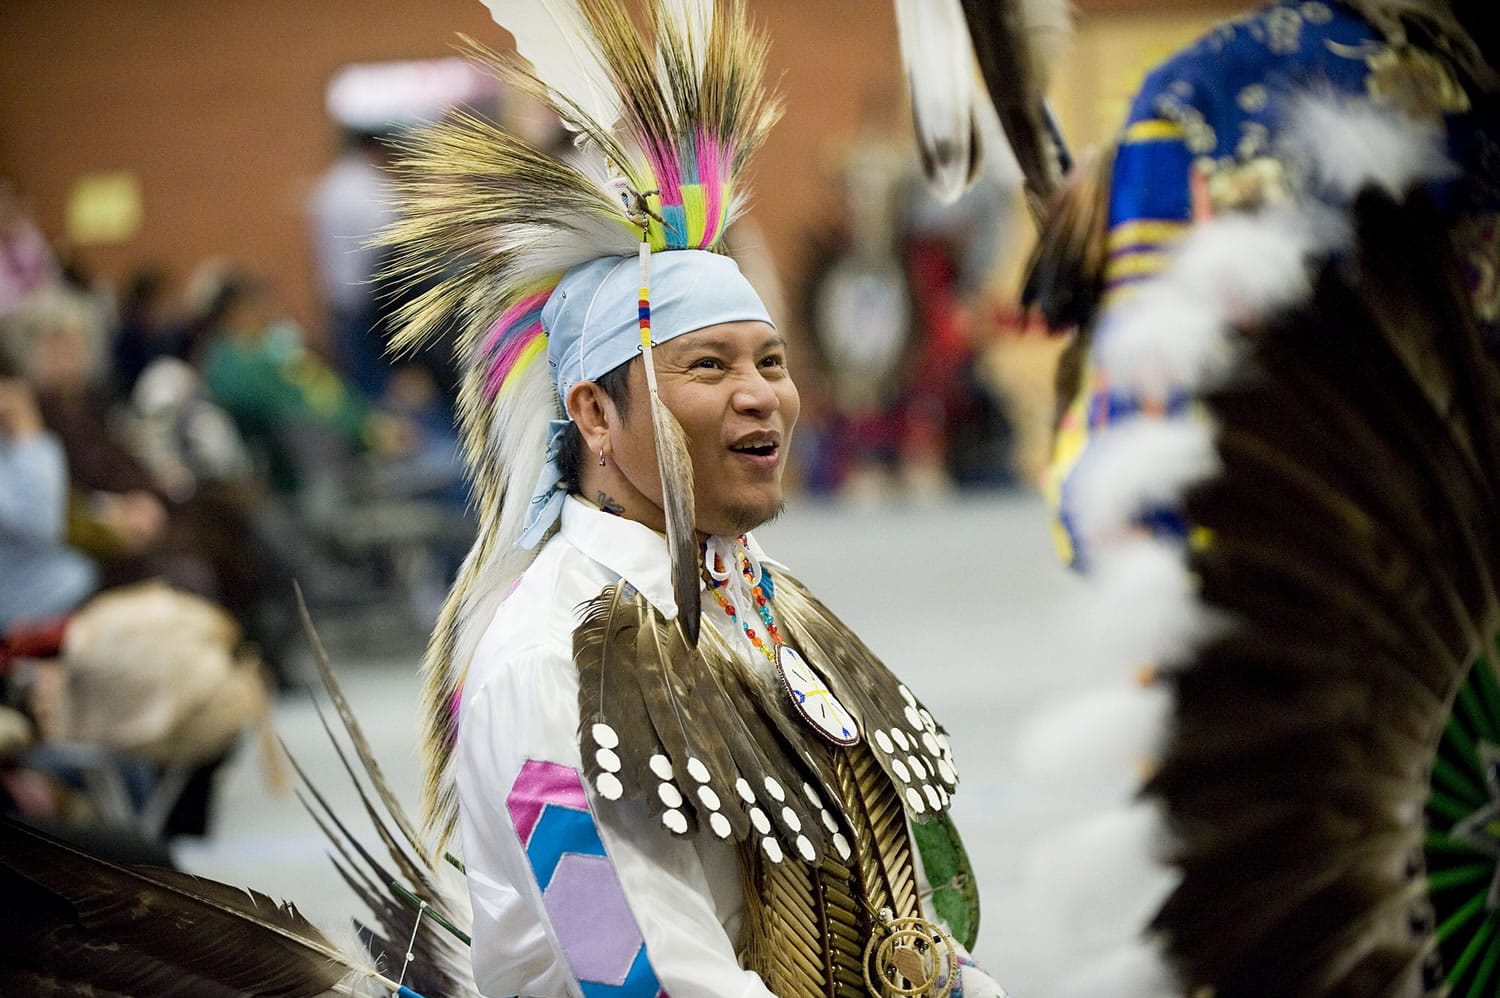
[384,0,782,852]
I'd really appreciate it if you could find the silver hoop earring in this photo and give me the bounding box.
[598,452,607,467]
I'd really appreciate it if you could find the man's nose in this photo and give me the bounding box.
[732,368,780,414]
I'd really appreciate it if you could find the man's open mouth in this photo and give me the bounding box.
[729,434,780,458]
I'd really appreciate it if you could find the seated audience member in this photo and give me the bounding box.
[5,288,207,592]
[194,272,413,496]
[0,354,95,632]
[110,267,185,400]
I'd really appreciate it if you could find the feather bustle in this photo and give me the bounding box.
[1146,187,1500,994]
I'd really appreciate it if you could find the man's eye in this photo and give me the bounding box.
[760,354,786,369]
[691,358,724,370]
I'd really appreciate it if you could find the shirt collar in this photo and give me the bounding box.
[558,495,770,621]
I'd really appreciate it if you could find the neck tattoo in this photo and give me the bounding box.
[595,490,626,516]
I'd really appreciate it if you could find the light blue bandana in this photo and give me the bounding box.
[518,249,774,548]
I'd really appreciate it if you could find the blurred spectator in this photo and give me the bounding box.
[309,130,397,398]
[127,353,302,686]
[803,96,1021,496]
[195,272,411,496]
[192,270,477,630]
[372,364,467,508]
[3,293,279,838]
[0,354,96,632]
[898,154,1019,489]
[0,180,61,320]
[4,288,207,592]
[128,356,253,504]
[110,267,185,400]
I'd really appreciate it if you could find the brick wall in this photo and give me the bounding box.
[0,0,902,349]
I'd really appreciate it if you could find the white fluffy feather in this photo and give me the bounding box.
[1168,210,1319,316]
[1290,91,1457,200]
[1021,803,1178,951]
[328,923,403,996]
[1015,683,1170,790]
[1008,799,1180,997]
[1006,534,1212,998]
[1095,210,1318,399]
[483,0,621,129]
[1090,536,1226,670]
[1093,291,1231,401]
[1064,416,1220,549]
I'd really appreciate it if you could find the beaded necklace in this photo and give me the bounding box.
[705,537,781,662]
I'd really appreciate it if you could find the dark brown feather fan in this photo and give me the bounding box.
[1146,183,1500,996]
[574,570,963,866]
[0,817,395,998]
[575,581,832,862]
[770,570,961,810]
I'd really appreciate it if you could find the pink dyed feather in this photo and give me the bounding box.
[483,323,544,400]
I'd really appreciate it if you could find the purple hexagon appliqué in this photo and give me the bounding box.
[543,852,643,986]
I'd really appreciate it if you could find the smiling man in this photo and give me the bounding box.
[442,246,1008,998]
[392,3,1010,997]
[550,256,799,543]
[450,247,1015,995]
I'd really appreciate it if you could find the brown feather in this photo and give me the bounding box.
[295,585,431,862]
[1021,143,1113,333]
[772,571,960,805]
[576,584,657,792]
[0,817,394,997]
[288,591,474,994]
[572,581,841,859]
[959,0,1066,216]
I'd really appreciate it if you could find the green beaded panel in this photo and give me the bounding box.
[911,813,980,951]
[1425,650,1500,994]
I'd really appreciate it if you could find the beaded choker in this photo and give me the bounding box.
[705,536,781,662]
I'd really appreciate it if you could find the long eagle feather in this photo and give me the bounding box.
[0,817,401,997]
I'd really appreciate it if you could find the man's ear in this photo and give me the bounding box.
[566,381,613,454]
